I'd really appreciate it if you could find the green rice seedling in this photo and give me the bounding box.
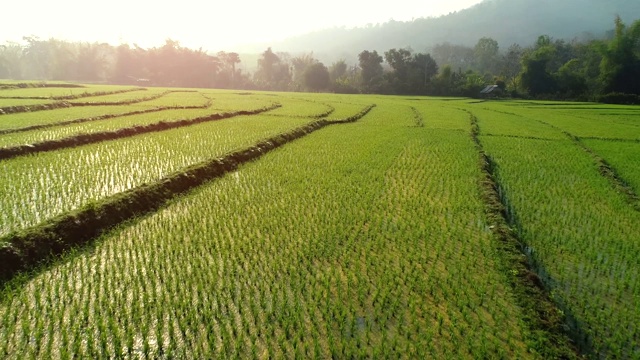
[582,139,640,195]
[0,84,138,99]
[0,99,57,107]
[408,101,469,130]
[67,88,168,104]
[129,91,211,108]
[0,104,159,131]
[261,96,333,118]
[461,105,567,140]
[511,105,640,140]
[0,98,534,358]
[0,107,236,148]
[3,93,638,358]
[0,114,313,235]
[480,134,640,358]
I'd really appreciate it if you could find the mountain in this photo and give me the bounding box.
[240,0,640,63]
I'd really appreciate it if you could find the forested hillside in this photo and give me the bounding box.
[271,0,640,55]
[1,1,639,102]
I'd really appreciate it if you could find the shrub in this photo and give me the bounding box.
[598,92,640,105]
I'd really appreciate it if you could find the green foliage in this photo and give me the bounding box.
[474,37,500,74]
[0,98,538,358]
[500,43,523,92]
[2,16,640,98]
[329,59,348,82]
[1,91,639,358]
[556,59,588,96]
[467,100,640,359]
[519,40,559,96]
[599,17,640,94]
[598,92,640,104]
[254,47,291,91]
[383,49,438,95]
[357,50,384,93]
[303,62,330,92]
[0,93,310,236]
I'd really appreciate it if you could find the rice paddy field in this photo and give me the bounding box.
[0,82,638,359]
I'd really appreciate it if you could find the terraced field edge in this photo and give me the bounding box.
[0,89,170,115]
[0,103,278,160]
[562,133,640,212]
[470,114,581,359]
[0,87,143,101]
[0,104,375,285]
[0,97,212,136]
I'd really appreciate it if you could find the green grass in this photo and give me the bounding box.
[479,134,640,359]
[0,113,313,236]
[0,98,57,107]
[461,105,567,139]
[260,96,333,118]
[583,139,640,193]
[0,84,138,99]
[0,91,639,358]
[0,102,533,358]
[133,90,211,108]
[0,108,236,148]
[0,105,160,131]
[67,88,168,104]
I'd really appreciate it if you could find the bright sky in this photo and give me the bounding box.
[3,0,484,51]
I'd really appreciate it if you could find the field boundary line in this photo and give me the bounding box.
[481,133,561,141]
[261,99,335,119]
[579,136,640,143]
[568,136,640,212]
[302,99,336,119]
[0,82,85,89]
[0,89,178,115]
[474,106,640,211]
[0,87,143,101]
[469,111,582,359]
[0,95,212,135]
[0,102,278,161]
[409,106,424,127]
[0,104,375,285]
[532,118,640,212]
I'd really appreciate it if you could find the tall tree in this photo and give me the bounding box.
[254,47,291,90]
[0,42,24,79]
[384,48,437,94]
[21,37,54,79]
[599,16,640,94]
[412,53,438,92]
[431,43,474,72]
[520,36,558,96]
[217,51,241,88]
[556,58,588,95]
[112,44,149,84]
[329,59,347,82]
[303,62,330,91]
[501,43,523,93]
[384,48,413,76]
[474,37,500,75]
[290,53,316,90]
[75,43,109,82]
[358,50,383,93]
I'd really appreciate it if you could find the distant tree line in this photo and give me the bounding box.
[0,38,251,89]
[0,17,638,103]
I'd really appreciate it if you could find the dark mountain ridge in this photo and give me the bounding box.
[251,0,639,62]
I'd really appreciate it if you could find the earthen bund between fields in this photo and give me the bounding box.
[0,104,375,284]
